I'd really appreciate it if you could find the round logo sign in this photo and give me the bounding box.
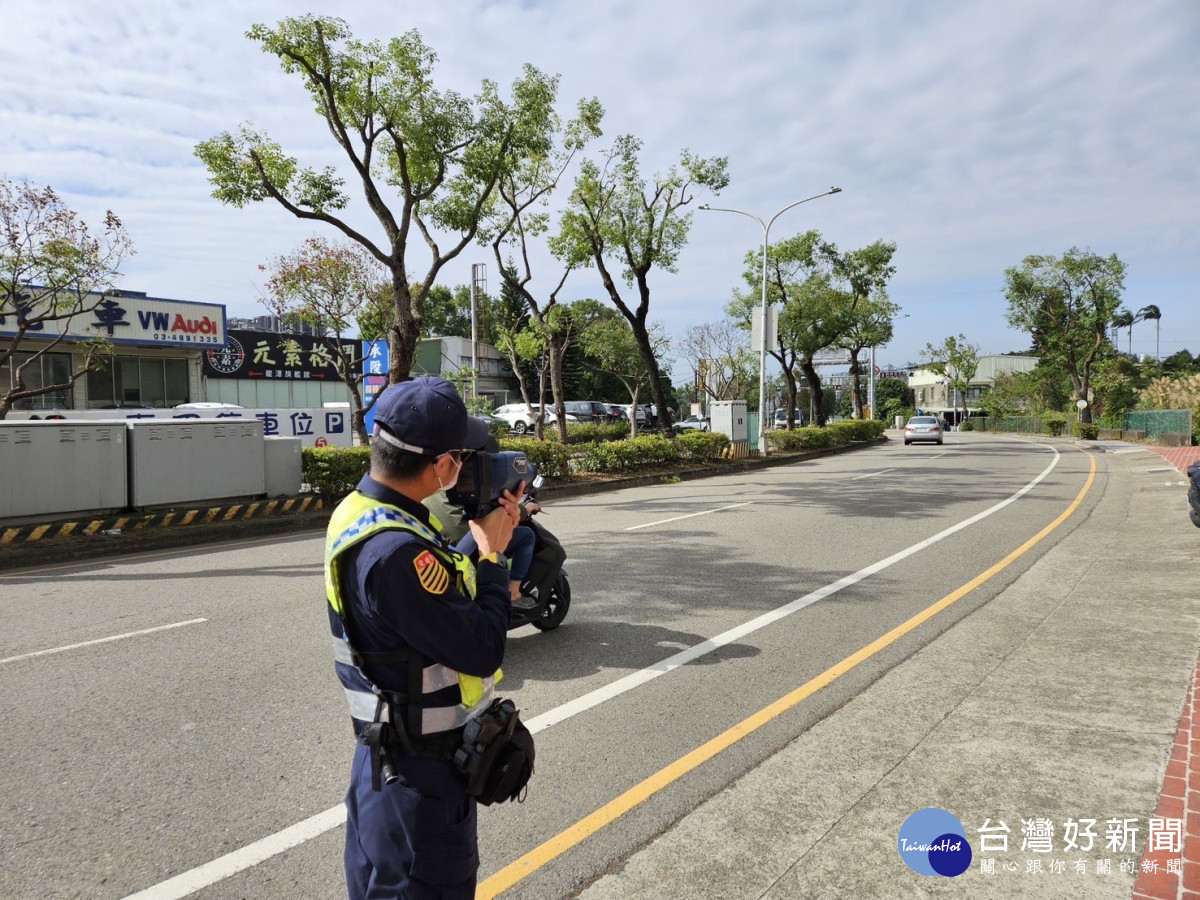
[314,437,328,447]
[206,336,245,375]
[898,808,972,877]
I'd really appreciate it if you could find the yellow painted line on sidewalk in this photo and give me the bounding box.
[478,451,1097,899]
[28,524,51,541]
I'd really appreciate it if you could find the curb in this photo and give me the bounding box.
[0,497,328,570]
[0,438,884,570]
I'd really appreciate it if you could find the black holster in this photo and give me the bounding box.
[451,699,535,805]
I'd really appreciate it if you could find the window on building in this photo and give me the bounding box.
[1,351,74,409]
[86,356,191,408]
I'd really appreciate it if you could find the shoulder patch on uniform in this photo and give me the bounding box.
[413,549,450,595]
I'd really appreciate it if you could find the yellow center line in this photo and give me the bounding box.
[478,451,1097,898]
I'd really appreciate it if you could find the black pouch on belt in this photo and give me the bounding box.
[452,698,535,805]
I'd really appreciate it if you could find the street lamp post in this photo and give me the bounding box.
[700,187,842,456]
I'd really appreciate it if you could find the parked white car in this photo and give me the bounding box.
[493,403,579,434]
[614,404,648,425]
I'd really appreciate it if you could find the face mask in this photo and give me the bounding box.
[436,456,459,492]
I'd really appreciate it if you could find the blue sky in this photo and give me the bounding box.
[3,0,1196,370]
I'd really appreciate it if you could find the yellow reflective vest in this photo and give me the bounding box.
[324,490,500,735]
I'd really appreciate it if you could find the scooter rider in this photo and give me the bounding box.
[324,377,522,899]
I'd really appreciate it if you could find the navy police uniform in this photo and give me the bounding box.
[325,378,512,899]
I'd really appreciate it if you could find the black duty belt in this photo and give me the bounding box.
[358,721,464,790]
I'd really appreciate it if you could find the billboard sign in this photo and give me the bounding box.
[202,329,355,381]
[362,339,390,435]
[0,288,226,348]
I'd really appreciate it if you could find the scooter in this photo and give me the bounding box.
[510,476,570,632]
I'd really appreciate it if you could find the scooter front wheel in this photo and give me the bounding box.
[532,572,571,631]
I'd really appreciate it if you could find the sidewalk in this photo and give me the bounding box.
[578,442,1200,899]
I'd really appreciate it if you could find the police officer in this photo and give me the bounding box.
[324,377,521,899]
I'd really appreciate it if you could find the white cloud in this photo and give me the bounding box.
[2,0,1196,367]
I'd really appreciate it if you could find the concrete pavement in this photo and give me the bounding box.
[577,441,1200,899]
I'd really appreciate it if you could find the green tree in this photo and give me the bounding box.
[874,377,910,423]
[490,268,540,417]
[581,316,668,437]
[980,369,1063,419]
[827,240,898,418]
[728,231,849,426]
[1090,355,1140,425]
[0,180,134,418]
[420,285,473,340]
[195,16,572,387]
[1161,349,1199,376]
[920,334,980,423]
[553,135,729,428]
[1003,248,1126,424]
[258,236,389,442]
[481,98,604,440]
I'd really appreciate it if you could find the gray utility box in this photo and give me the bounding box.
[128,418,265,508]
[0,420,128,520]
[710,400,749,442]
[263,436,303,497]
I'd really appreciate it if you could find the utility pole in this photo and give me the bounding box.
[470,263,487,402]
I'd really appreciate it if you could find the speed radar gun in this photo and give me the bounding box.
[447,450,538,519]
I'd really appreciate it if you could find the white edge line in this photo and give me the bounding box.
[125,440,1066,898]
[626,501,753,531]
[122,807,348,900]
[852,468,894,480]
[0,618,208,665]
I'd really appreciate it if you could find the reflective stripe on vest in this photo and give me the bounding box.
[324,491,501,734]
[330,636,497,732]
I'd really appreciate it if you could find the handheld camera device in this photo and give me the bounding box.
[446,451,537,519]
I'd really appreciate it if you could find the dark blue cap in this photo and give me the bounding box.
[371,377,489,456]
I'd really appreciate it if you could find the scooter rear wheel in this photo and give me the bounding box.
[532,572,570,631]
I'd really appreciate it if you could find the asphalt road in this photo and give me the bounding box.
[0,433,1100,899]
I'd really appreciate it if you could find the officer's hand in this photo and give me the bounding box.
[470,482,523,557]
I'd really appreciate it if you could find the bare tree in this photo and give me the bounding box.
[259,236,390,442]
[0,180,133,418]
[677,320,756,402]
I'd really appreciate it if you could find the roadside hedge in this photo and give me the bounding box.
[765,419,884,452]
[302,446,370,498]
[674,431,731,462]
[302,420,874,500]
[497,437,574,482]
